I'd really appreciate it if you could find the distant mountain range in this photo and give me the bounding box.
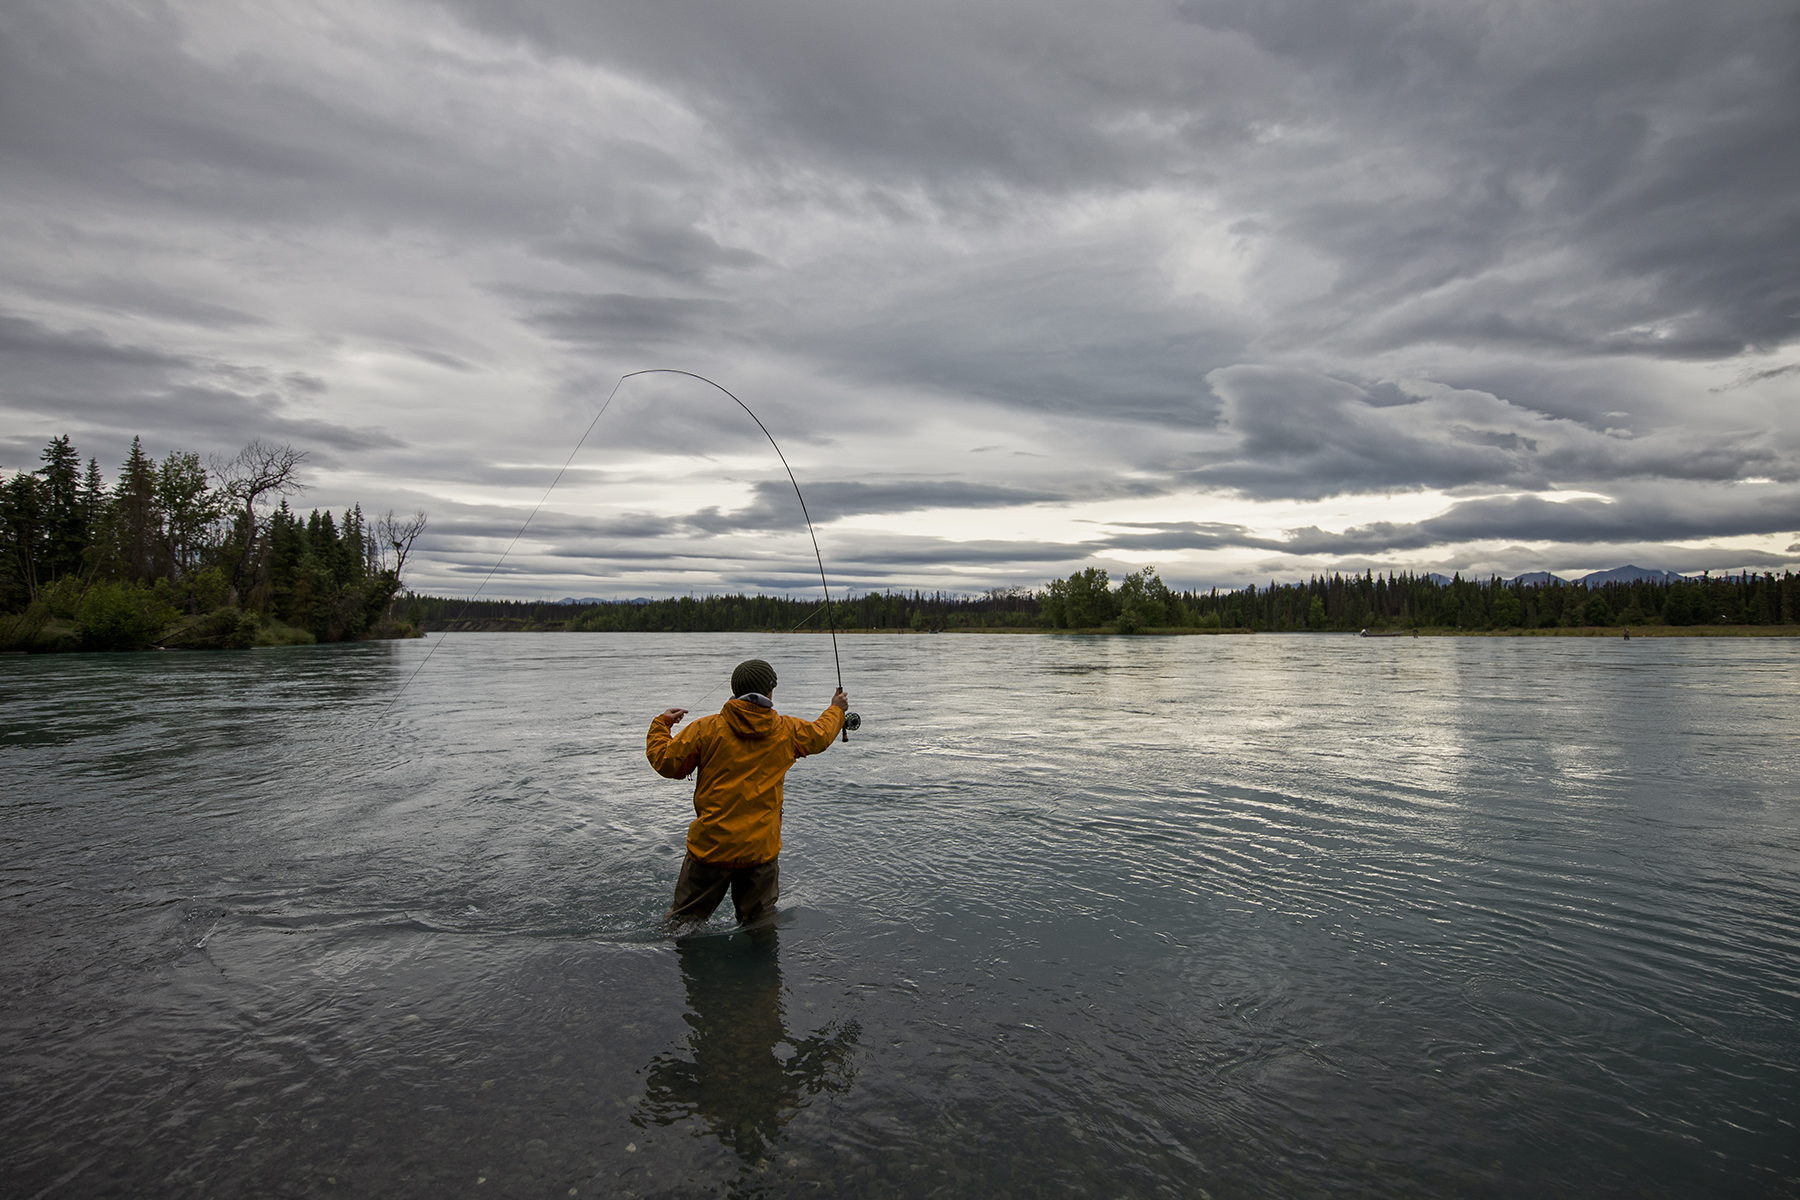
[1510,565,1692,587]
[1569,565,1689,585]
[1427,566,1695,587]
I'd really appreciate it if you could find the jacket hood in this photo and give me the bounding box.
[722,697,779,740]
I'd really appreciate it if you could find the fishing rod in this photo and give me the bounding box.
[384,369,860,739]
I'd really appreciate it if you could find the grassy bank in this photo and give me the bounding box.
[0,609,422,653]
[1419,624,1800,638]
[963,624,1798,637]
[959,625,1257,636]
[411,622,1797,638]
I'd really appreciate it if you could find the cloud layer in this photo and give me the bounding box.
[1,0,1795,595]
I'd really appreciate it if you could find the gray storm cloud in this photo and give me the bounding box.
[0,0,1795,594]
[1195,365,1789,500]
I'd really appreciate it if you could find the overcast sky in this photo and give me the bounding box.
[3,0,1796,598]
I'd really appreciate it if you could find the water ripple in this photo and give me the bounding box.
[3,633,1797,1197]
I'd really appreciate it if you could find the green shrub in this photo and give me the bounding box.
[167,605,260,649]
[1117,568,1172,626]
[1041,567,1114,628]
[40,576,85,620]
[0,602,52,651]
[183,566,231,614]
[77,581,179,651]
[254,619,316,646]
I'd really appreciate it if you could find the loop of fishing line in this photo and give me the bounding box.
[382,370,851,728]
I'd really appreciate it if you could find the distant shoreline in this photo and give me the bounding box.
[408,571,1796,638]
[422,622,1797,638]
[2,612,423,653]
[1412,625,1800,638]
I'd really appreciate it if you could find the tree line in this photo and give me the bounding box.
[405,566,1796,635]
[1041,566,1797,631]
[404,586,1042,634]
[2,434,426,651]
[1187,569,1793,631]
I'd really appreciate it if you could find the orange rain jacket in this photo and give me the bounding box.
[646,698,844,865]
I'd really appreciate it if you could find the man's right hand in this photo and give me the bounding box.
[830,688,848,711]
[660,707,688,725]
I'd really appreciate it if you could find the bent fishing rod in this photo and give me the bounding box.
[383,369,860,739]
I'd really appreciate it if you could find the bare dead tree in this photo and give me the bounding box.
[376,508,428,579]
[212,439,307,599]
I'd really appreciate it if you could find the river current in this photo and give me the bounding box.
[3,632,1796,1198]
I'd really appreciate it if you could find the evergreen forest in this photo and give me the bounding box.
[2,434,426,652]
[403,564,1796,635]
[1035,566,1796,632]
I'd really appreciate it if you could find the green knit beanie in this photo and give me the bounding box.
[731,658,778,697]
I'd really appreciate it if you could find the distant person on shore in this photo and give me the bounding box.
[646,658,847,927]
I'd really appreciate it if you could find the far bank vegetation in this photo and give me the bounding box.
[1044,566,1798,634]
[2,434,426,652]
[405,564,1800,636]
[403,566,1799,636]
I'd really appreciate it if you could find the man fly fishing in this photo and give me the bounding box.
[647,658,848,927]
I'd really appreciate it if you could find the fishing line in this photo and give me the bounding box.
[679,597,833,713]
[382,369,852,728]
[625,369,845,692]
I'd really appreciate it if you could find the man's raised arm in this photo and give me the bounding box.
[647,708,700,779]
[794,689,848,756]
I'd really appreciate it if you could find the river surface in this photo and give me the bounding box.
[3,632,1797,1198]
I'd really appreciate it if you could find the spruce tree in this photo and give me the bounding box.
[117,438,160,582]
[1,469,44,605]
[81,458,106,525]
[154,450,217,582]
[267,501,304,621]
[37,435,86,582]
[79,457,114,582]
[339,505,365,584]
[310,510,341,584]
[297,510,340,636]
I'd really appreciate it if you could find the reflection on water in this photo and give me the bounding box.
[639,930,859,1165]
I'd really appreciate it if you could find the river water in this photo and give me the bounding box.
[3,632,1796,1198]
